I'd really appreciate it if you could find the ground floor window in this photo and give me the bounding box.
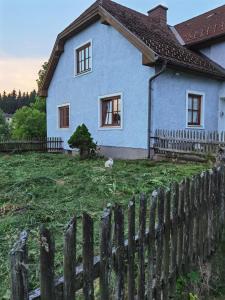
[100,95,121,127]
[58,105,70,128]
[187,92,203,127]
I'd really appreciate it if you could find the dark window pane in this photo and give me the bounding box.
[76,43,91,74]
[101,97,121,127]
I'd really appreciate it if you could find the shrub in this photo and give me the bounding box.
[68,124,97,159]
[11,97,46,139]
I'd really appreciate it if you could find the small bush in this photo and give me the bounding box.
[68,124,97,159]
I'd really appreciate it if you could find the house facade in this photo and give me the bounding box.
[41,1,225,159]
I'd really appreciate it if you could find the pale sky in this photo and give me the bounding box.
[0,0,225,93]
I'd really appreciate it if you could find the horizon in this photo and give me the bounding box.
[1,0,225,93]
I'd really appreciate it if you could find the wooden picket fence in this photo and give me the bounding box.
[0,137,63,153]
[153,129,225,156]
[10,166,225,300]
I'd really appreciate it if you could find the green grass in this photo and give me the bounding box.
[0,153,209,299]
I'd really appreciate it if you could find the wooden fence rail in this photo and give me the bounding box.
[153,129,225,156]
[0,137,63,153]
[10,166,225,299]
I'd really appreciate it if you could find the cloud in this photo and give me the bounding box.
[0,55,47,92]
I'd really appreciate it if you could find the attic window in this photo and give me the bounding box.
[76,41,92,75]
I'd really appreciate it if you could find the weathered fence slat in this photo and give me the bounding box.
[162,190,171,300]
[170,182,179,294]
[100,208,112,300]
[147,192,157,300]
[40,225,55,300]
[114,204,125,300]
[138,194,147,300]
[177,181,184,273]
[155,189,165,299]
[83,212,94,300]
[64,217,76,300]
[127,198,136,300]
[10,231,29,300]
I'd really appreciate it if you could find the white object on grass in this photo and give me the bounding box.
[105,158,114,168]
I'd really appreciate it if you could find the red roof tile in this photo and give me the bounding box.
[40,0,225,96]
[101,0,225,78]
[175,5,225,46]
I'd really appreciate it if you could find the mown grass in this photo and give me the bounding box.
[0,153,209,299]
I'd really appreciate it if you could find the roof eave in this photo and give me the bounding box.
[166,60,225,81]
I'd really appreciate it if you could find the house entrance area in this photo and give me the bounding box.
[219,97,225,132]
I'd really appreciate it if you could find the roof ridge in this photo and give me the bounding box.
[176,4,225,26]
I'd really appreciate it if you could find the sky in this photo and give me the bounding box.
[0,0,225,93]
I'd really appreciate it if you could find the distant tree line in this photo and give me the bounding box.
[0,90,37,114]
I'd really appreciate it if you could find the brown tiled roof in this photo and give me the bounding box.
[175,5,225,46]
[40,0,225,96]
[100,0,225,78]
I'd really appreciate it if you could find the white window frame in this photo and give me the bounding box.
[57,103,71,130]
[98,92,123,130]
[186,90,205,129]
[74,39,93,77]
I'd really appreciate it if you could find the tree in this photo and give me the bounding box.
[36,62,48,90]
[0,109,10,139]
[11,98,46,139]
[68,124,97,159]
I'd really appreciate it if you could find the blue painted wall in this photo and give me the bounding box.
[200,41,225,69]
[47,20,224,152]
[47,20,153,150]
[152,69,222,133]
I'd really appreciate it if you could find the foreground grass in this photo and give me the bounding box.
[0,153,208,298]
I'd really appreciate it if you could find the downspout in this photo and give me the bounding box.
[148,61,167,159]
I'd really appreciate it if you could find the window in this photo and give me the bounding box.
[59,105,69,128]
[187,93,202,126]
[101,96,121,127]
[76,42,91,75]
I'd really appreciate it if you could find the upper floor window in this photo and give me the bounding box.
[187,93,202,127]
[76,42,92,75]
[101,95,121,127]
[58,105,69,128]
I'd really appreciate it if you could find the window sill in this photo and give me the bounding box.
[74,69,92,78]
[186,125,205,130]
[57,127,70,131]
[98,126,123,131]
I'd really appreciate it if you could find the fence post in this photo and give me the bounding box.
[100,208,112,300]
[64,217,76,300]
[40,225,55,300]
[10,231,29,300]
[162,189,171,300]
[127,198,136,300]
[183,178,190,271]
[114,204,125,300]
[83,212,94,300]
[189,178,195,265]
[155,189,165,300]
[219,166,225,234]
[147,192,157,300]
[138,194,147,300]
[177,181,184,273]
[170,182,179,295]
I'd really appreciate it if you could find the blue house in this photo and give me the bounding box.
[40,1,225,159]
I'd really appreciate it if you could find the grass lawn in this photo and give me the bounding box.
[0,153,209,298]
